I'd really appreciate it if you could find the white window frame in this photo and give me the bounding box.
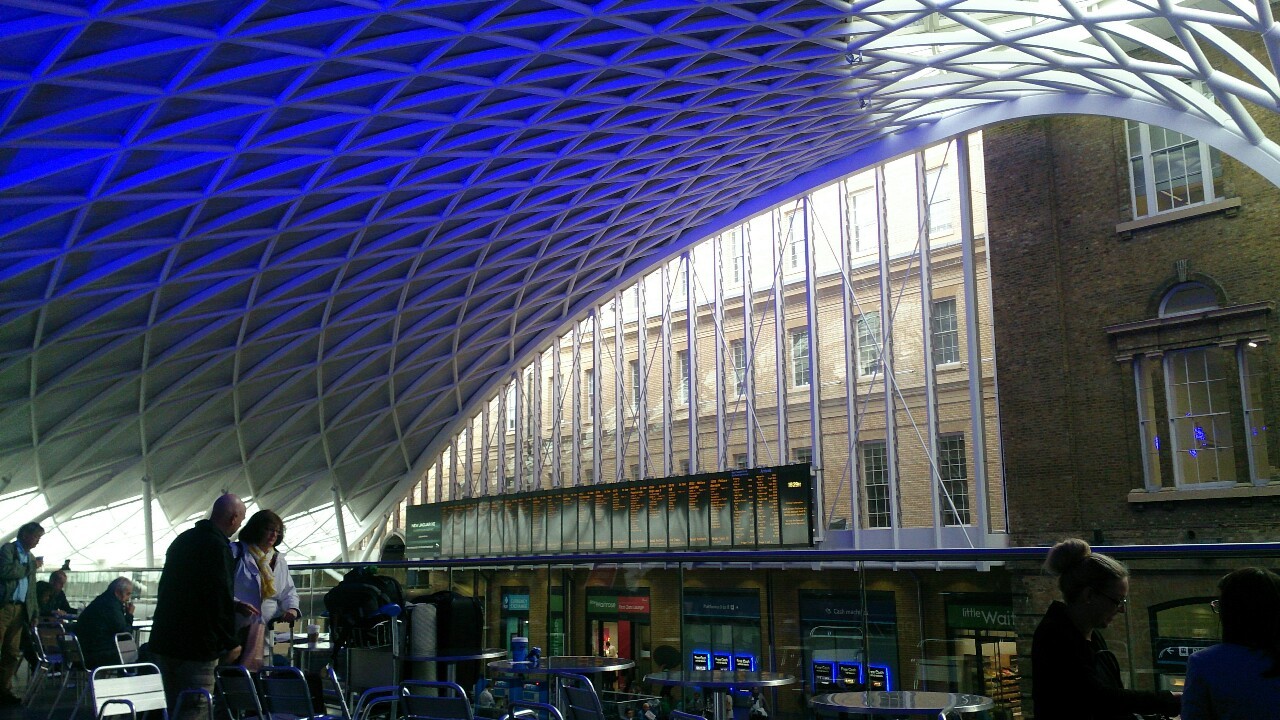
[846,187,877,254]
[677,349,690,405]
[1125,101,1222,220]
[931,298,960,366]
[925,165,953,236]
[1163,347,1237,488]
[861,440,891,528]
[789,328,810,388]
[856,311,882,377]
[730,339,747,396]
[937,434,970,525]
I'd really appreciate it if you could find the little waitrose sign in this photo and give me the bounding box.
[946,603,1016,631]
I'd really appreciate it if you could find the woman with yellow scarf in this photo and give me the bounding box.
[232,509,300,669]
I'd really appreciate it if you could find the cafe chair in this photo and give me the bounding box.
[88,663,167,720]
[669,712,704,720]
[214,665,265,720]
[49,632,91,720]
[556,673,608,720]
[260,665,343,720]
[400,680,472,720]
[113,633,139,665]
[24,622,65,705]
[350,685,405,720]
[502,699,562,720]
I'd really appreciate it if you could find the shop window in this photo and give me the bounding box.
[938,434,970,526]
[861,441,891,528]
[790,328,811,387]
[932,298,960,365]
[1125,109,1223,219]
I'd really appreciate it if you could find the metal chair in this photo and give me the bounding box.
[669,712,704,720]
[501,699,562,720]
[259,665,343,720]
[49,632,91,720]
[213,665,264,720]
[24,621,65,705]
[400,680,472,720]
[113,633,138,665]
[350,685,404,720]
[556,674,608,720]
[88,662,167,720]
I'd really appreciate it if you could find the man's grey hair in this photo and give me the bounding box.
[108,577,132,595]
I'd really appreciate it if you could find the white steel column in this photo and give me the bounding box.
[773,208,789,465]
[481,403,491,496]
[532,353,543,489]
[142,476,154,567]
[637,281,648,481]
[876,166,901,547]
[958,135,992,541]
[838,180,864,547]
[615,292,624,484]
[332,484,349,561]
[685,251,699,473]
[591,309,602,485]
[801,196,825,540]
[917,151,943,546]
[465,421,475,500]
[744,226,757,468]
[571,322,581,487]
[714,237,727,471]
[450,435,460,497]
[661,263,673,478]
[553,341,563,488]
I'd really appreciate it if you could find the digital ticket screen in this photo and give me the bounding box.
[406,464,813,558]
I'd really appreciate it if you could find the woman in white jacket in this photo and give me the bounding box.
[233,509,300,667]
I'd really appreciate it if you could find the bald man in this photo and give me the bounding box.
[150,494,257,720]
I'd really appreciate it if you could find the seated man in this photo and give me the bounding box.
[75,577,135,668]
[39,570,76,618]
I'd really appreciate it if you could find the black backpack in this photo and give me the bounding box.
[324,567,404,650]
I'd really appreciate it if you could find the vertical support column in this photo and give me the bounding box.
[876,165,901,547]
[615,292,625,484]
[571,322,582,488]
[553,337,563,489]
[661,263,673,478]
[801,195,825,540]
[532,353,543,490]
[482,403,491,497]
[773,208,789,465]
[686,251,699,473]
[435,451,444,502]
[466,421,476,500]
[638,279,649,481]
[744,225,757,468]
[957,135,991,542]
[142,476,154,567]
[497,379,508,493]
[838,180,863,546]
[332,484,349,561]
[451,435,460,498]
[514,370,524,491]
[917,151,943,546]
[591,310,602,485]
[714,235,727,470]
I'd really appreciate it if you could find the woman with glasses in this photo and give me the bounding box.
[232,509,301,669]
[1181,567,1280,719]
[1031,538,1181,720]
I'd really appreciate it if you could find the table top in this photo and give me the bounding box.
[811,691,994,716]
[489,656,635,674]
[644,671,797,689]
[291,641,334,652]
[404,648,508,663]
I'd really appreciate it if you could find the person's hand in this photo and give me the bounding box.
[221,645,242,664]
[34,557,43,570]
[282,609,299,623]
[234,600,260,617]
[124,602,135,615]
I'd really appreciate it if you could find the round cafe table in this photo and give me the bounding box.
[404,648,508,683]
[811,690,994,719]
[490,656,635,708]
[644,670,796,720]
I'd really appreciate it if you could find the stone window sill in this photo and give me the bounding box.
[1128,483,1280,504]
[1117,197,1241,237]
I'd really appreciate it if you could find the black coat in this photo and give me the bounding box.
[148,519,237,661]
[1031,600,1179,720]
[76,590,133,668]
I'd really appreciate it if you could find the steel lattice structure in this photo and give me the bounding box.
[1,0,1278,561]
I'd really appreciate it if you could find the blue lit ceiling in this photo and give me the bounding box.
[2,0,1279,557]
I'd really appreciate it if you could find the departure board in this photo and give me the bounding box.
[405,464,813,558]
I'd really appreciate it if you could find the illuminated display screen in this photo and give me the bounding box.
[406,464,813,558]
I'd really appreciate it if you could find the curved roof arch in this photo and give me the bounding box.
[2,0,1279,563]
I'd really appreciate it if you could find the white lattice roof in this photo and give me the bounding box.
[2,0,1279,562]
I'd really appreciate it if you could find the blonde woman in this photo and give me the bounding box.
[232,510,300,668]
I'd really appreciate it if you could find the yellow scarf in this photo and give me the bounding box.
[247,544,275,600]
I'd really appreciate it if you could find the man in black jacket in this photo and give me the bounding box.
[75,577,134,668]
[149,494,257,719]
